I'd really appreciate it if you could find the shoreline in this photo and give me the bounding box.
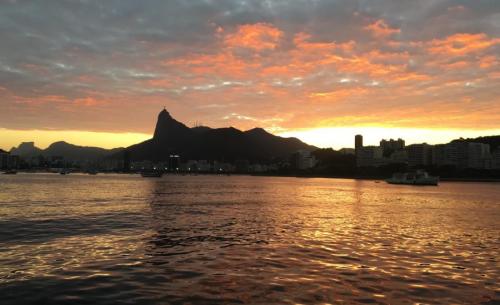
[4,170,500,183]
[252,173,500,183]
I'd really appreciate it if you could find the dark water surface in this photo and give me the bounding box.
[0,173,499,304]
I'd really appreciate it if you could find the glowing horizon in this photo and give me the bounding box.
[0,129,151,151]
[2,126,499,152]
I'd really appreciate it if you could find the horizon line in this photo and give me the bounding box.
[2,126,500,152]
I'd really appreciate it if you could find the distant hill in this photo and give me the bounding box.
[124,109,315,162]
[9,142,43,158]
[10,141,123,161]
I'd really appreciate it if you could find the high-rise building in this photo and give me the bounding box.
[291,150,317,170]
[0,149,9,169]
[407,144,432,167]
[356,146,384,167]
[467,142,490,169]
[491,150,500,170]
[432,141,491,169]
[168,154,180,171]
[380,138,405,156]
[355,135,363,154]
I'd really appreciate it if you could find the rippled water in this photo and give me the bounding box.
[0,173,499,304]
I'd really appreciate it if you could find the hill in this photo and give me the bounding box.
[124,109,315,162]
[10,141,123,161]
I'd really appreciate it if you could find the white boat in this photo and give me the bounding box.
[386,170,439,186]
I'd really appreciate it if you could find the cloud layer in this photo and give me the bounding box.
[1,0,499,138]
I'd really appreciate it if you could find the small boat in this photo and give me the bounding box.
[140,171,163,178]
[386,170,439,186]
[2,169,17,175]
[87,169,98,175]
[59,169,70,175]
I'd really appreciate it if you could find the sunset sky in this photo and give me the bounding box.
[1,0,499,150]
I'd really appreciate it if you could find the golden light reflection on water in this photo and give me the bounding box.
[0,174,499,304]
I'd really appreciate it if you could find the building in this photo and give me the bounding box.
[168,154,181,171]
[197,160,211,172]
[339,148,355,155]
[355,135,363,155]
[0,150,20,170]
[380,138,405,156]
[214,161,234,173]
[491,150,500,170]
[356,146,384,167]
[432,141,491,169]
[291,150,317,170]
[407,144,432,167]
[432,144,449,167]
[123,150,131,172]
[186,160,198,171]
[467,142,490,169]
[0,149,9,169]
[389,150,408,164]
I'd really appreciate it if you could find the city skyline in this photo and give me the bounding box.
[1,1,499,150]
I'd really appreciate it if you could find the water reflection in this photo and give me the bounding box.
[0,174,498,304]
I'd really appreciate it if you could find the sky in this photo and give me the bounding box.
[1,0,499,150]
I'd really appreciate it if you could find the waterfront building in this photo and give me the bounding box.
[0,150,20,169]
[467,142,490,169]
[491,150,500,170]
[186,160,198,171]
[197,160,211,172]
[168,155,181,171]
[339,148,355,155]
[432,142,491,169]
[355,135,363,155]
[380,138,405,156]
[356,146,384,167]
[214,161,234,173]
[0,149,9,169]
[407,144,433,167]
[291,150,317,170]
[389,149,408,164]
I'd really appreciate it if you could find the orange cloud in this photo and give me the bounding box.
[166,52,259,78]
[144,24,500,133]
[364,19,400,38]
[479,55,497,69]
[427,33,500,56]
[309,87,369,102]
[223,23,283,51]
[74,97,103,107]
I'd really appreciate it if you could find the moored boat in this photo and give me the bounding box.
[386,170,439,186]
[2,169,17,175]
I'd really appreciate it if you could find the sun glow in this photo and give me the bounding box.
[0,129,151,150]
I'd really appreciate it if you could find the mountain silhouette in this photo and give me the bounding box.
[44,141,123,160]
[125,109,315,162]
[10,141,122,161]
[10,142,43,158]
